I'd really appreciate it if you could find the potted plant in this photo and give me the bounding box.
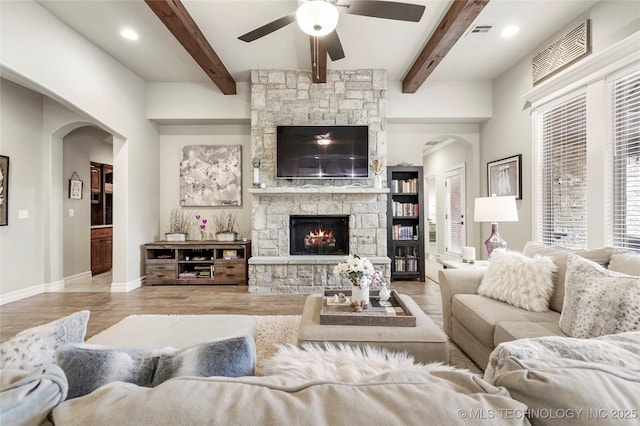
[166,209,195,241]
[213,210,238,241]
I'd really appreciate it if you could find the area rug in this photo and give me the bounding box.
[254,315,481,376]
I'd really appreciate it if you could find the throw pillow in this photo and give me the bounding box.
[0,311,90,370]
[560,254,640,338]
[477,249,557,312]
[608,250,640,276]
[56,334,256,399]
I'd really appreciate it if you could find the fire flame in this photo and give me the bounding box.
[308,229,333,239]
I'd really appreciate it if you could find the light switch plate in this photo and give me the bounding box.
[18,210,29,219]
[69,209,75,217]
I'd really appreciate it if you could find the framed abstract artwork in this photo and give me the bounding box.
[0,155,8,226]
[180,145,242,206]
[487,154,522,199]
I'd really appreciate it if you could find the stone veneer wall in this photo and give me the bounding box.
[248,69,390,294]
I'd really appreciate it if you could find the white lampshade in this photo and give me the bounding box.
[296,1,339,37]
[474,196,519,223]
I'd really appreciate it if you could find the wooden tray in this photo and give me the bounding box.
[320,290,416,327]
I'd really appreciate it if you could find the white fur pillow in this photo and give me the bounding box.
[478,249,557,312]
[560,254,640,338]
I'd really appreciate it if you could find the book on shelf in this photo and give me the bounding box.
[223,249,238,259]
[394,256,419,272]
[392,224,417,240]
[392,201,419,217]
[390,178,419,193]
[178,271,197,279]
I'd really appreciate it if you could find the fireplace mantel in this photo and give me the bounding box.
[249,187,390,195]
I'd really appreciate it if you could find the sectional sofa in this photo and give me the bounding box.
[439,241,639,369]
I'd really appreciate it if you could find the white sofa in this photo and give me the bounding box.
[439,242,638,369]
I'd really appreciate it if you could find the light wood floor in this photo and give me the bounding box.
[0,273,443,342]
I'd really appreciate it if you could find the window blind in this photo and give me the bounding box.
[610,67,640,253]
[539,92,588,248]
[445,171,463,255]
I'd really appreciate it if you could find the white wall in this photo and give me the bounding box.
[387,123,480,167]
[90,140,114,165]
[158,125,252,239]
[147,83,251,123]
[62,127,112,279]
[0,79,45,296]
[1,0,160,298]
[479,0,640,253]
[146,81,493,124]
[386,81,492,122]
[423,140,478,256]
[62,130,93,279]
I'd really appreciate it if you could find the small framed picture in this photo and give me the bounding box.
[487,154,522,199]
[69,172,83,199]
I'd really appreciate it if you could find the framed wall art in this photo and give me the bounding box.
[69,171,83,199]
[0,155,9,226]
[180,145,242,206]
[487,154,522,199]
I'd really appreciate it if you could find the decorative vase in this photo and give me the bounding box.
[374,174,383,188]
[379,284,391,303]
[352,276,370,303]
[165,232,187,242]
[351,285,370,303]
[215,232,237,242]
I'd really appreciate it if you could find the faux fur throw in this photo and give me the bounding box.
[484,331,640,383]
[262,343,461,382]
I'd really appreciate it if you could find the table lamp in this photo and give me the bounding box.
[474,195,519,257]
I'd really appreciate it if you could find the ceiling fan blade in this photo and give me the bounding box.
[323,30,345,61]
[346,1,425,22]
[238,13,296,42]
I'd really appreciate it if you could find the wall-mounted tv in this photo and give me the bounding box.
[276,125,369,179]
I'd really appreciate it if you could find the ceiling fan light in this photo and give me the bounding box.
[296,1,339,37]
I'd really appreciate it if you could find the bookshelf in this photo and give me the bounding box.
[387,166,425,281]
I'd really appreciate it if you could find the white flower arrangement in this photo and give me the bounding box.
[333,254,376,288]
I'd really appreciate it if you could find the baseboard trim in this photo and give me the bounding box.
[110,277,142,293]
[44,279,66,293]
[0,284,44,305]
[64,271,92,284]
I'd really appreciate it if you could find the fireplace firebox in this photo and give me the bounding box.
[290,215,349,255]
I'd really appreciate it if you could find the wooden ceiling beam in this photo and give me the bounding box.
[145,0,236,95]
[310,36,327,84]
[402,0,489,93]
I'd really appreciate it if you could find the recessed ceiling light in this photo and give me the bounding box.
[501,25,520,38]
[120,28,139,40]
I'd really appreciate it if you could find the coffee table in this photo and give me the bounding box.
[298,293,448,363]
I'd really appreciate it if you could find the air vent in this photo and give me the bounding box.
[469,25,492,34]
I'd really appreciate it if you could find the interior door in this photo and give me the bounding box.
[445,165,466,256]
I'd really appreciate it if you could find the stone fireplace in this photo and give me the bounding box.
[290,215,349,256]
[248,69,390,293]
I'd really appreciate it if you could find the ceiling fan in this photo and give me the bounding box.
[238,0,426,61]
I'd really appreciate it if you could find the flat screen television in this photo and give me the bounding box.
[276,125,369,179]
